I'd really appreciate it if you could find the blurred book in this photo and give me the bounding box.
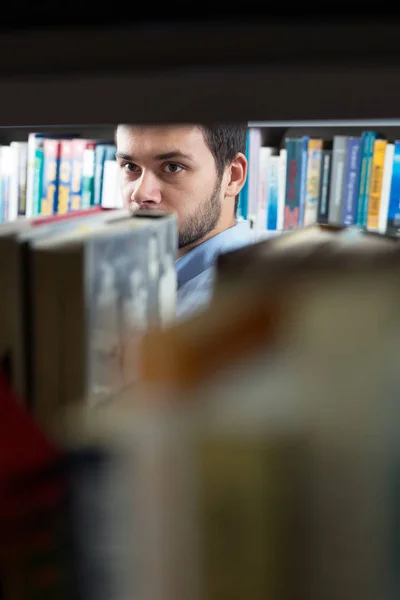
[0,206,129,405]
[30,209,177,430]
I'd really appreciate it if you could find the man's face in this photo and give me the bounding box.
[116,125,223,249]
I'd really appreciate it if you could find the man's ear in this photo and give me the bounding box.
[224,152,247,198]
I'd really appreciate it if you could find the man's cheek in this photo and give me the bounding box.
[120,183,134,207]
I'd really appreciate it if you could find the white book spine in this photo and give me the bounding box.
[25,134,39,218]
[378,143,394,235]
[277,149,287,231]
[256,147,275,236]
[8,144,19,222]
[101,160,123,209]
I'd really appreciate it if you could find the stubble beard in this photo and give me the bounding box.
[178,179,222,250]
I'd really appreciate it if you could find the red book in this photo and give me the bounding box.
[0,371,72,599]
[31,204,105,226]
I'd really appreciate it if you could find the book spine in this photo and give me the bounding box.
[57,140,73,215]
[41,139,61,216]
[283,138,301,230]
[247,128,263,227]
[1,147,12,222]
[342,137,362,226]
[81,147,96,209]
[367,139,387,231]
[236,129,250,221]
[32,144,44,216]
[70,140,96,212]
[356,131,378,227]
[266,155,279,230]
[328,136,348,225]
[378,143,394,234]
[298,136,310,227]
[277,149,287,231]
[317,150,332,224]
[10,142,28,217]
[25,134,39,218]
[386,141,400,236]
[304,138,323,227]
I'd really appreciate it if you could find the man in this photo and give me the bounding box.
[115,123,253,319]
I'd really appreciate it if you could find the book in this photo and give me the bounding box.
[0,207,128,404]
[30,209,177,429]
[342,137,362,227]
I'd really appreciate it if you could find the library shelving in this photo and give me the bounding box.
[1,16,400,600]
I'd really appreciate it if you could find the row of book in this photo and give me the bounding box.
[0,206,177,430]
[2,222,398,600]
[0,133,122,224]
[239,127,400,238]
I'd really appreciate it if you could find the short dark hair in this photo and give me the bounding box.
[200,124,248,213]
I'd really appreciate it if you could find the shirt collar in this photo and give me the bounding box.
[176,221,253,287]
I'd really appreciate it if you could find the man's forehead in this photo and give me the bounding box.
[117,124,206,153]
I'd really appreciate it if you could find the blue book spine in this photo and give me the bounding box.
[342,137,362,226]
[356,131,378,227]
[236,129,250,220]
[266,157,279,230]
[283,138,302,230]
[298,136,309,227]
[386,140,400,236]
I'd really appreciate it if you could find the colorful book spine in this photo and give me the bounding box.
[41,139,62,216]
[304,138,323,227]
[298,136,310,227]
[356,131,382,227]
[283,138,302,230]
[378,143,395,234]
[32,143,45,216]
[26,133,69,218]
[266,155,279,230]
[342,137,362,226]
[257,147,277,234]
[57,140,73,215]
[367,139,387,231]
[277,149,287,231]
[70,139,96,212]
[386,141,400,236]
[81,147,96,209]
[25,133,43,218]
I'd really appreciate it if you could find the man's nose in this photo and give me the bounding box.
[131,171,162,207]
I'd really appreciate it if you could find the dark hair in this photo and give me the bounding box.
[200,124,248,213]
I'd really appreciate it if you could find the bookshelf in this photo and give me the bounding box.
[1,18,399,600]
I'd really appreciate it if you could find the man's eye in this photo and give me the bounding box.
[123,163,139,172]
[163,163,183,174]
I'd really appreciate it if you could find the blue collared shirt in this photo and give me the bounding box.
[176,221,254,320]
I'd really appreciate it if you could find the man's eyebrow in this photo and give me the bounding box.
[154,150,194,161]
[115,150,194,162]
[116,152,132,161]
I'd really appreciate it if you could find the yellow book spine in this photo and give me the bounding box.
[304,138,323,226]
[367,139,387,230]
